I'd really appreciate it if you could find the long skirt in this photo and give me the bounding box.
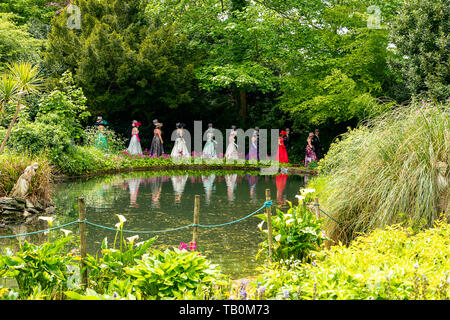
[277,145,289,163]
[202,141,216,159]
[127,135,142,155]
[149,135,164,157]
[225,142,238,160]
[171,138,190,160]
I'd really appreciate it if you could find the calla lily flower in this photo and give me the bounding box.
[126,235,139,244]
[60,229,72,236]
[38,216,54,227]
[300,188,316,196]
[295,195,305,203]
[115,214,127,229]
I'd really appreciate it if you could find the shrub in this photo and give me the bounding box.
[0,236,76,299]
[125,248,225,300]
[251,218,450,300]
[315,101,449,243]
[255,189,326,263]
[83,126,126,154]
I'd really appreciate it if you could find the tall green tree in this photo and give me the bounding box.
[389,0,449,101]
[44,0,199,133]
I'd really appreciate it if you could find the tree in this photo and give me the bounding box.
[0,73,19,117]
[389,0,449,101]
[0,61,43,154]
[44,0,200,138]
[0,13,44,72]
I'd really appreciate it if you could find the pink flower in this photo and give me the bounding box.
[179,242,188,250]
[189,241,197,251]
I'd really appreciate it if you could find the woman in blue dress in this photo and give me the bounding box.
[202,123,217,159]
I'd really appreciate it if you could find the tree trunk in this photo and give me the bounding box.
[0,100,5,117]
[0,100,21,154]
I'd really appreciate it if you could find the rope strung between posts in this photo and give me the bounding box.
[0,201,273,239]
[0,220,81,239]
[313,203,342,225]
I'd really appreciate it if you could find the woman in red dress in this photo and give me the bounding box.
[277,131,289,164]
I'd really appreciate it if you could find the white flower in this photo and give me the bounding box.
[275,234,282,242]
[295,195,305,203]
[257,220,265,231]
[286,219,295,226]
[115,214,127,229]
[38,216,54,227]
[300,188,316,196]
[126,235,139,244]
[60,229,72,237]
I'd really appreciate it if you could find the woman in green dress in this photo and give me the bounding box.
[94,116,109,152]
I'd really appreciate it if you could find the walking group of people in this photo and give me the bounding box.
[94,117,322,165]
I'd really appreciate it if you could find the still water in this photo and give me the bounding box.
[15,171,308,278]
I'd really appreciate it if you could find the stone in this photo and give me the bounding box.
[14,197,26,204]
[25,199,34,209]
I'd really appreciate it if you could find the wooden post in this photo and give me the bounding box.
[265,189,273,261]
[192,195,200,244]
[78,196,88,288]
[314,198,321,220]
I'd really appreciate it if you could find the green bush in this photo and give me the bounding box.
[249,218,450,300]
[255,190,326,263]
[0,236,76,300]
[315,102,449,243]
[125,248,225,300]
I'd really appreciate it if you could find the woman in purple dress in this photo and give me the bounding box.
[305,133,318,167]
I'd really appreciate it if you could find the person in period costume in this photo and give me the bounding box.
[202,174,216,205]
[171,175,188,204]
[277,131,289,164]
[94,116,109,152]
[225,125,239,161]
[225,173,238,203]
[311,128,323,159]
[149,122,164,157]
[275,173,288,206]
[202,123,217,159]
[150,176,162,208]
[246,127,259,161]
[128,178,141,208]
[170,123,190,160]
[305,133,318,167]
[284,128,290,151]
[127,120,143,155]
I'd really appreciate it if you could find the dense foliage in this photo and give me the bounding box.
[311,101,449,243]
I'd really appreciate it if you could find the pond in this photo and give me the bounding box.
[7,170,309,279]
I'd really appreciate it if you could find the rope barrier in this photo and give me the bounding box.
[313,203,342,225]
[0,201,273,239]
[0,220,81,239]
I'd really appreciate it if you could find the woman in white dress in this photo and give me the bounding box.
[171,175,188,204]
[127,120,143,155]
[202,123,217,159]
[170,123,190,161]
[225,125,239,161]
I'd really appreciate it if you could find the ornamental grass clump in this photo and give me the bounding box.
[315,101,449,243]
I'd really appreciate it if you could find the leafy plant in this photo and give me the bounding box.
[256,189,326,262]
[125,247,226,300]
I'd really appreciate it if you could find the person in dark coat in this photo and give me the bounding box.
[311,129,323,159]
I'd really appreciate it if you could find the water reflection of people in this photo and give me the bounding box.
[202,174,216,205]
[171,175,188,204]
[225,174,237,203]
[150,176,162,208]
[246,175,258,203]
[128,178,141,208]
[275,174,288,206]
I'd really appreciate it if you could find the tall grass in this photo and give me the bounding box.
[0,150,53,203]
[313,101,449,243]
